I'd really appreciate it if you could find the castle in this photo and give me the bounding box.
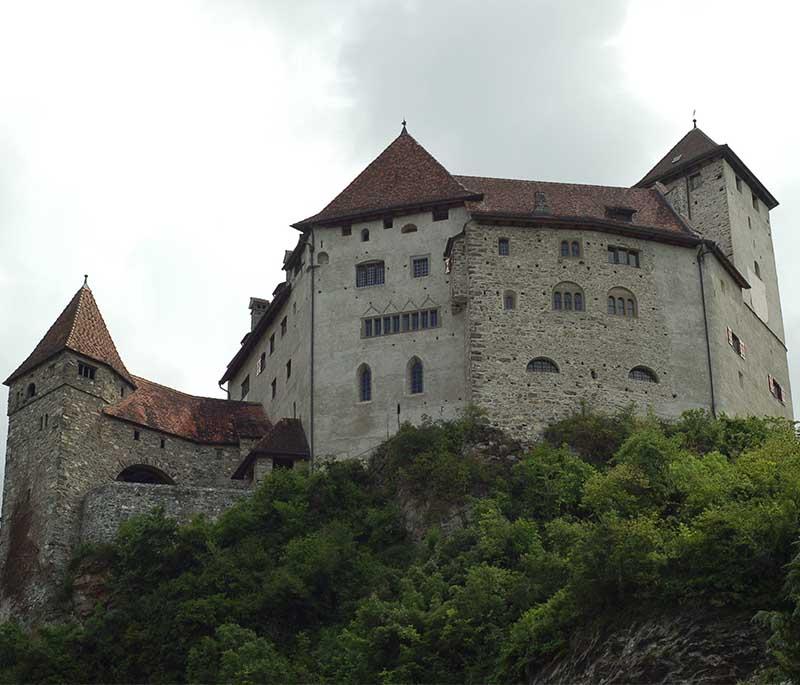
[1,123,792,621]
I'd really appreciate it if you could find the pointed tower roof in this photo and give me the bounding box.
[292,127,482,228]
[635,126,778,208]
[5,281,134,386]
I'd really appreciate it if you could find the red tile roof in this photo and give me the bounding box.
[292,127,481,228]
[455,175,691,236]
[636,127,778,209]
[232,418,309,479]
[104,376,271,445]
[5,284,134,386]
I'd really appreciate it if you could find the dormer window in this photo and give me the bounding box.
[78,362,96,380]
[605,207,636,223]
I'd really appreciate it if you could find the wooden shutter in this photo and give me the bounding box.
[740,342,747,359]
[726,327,733,346]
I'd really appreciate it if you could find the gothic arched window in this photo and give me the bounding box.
[408,357,424,394]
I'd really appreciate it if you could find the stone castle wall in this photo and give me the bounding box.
[80,482,248,544]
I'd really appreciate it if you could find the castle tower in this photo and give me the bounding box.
[0,281,135,621]
[636,126,784,342]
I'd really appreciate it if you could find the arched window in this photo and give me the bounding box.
[527,357,559,373]
[553,282,584,313]
[629,366,658,383]
[358,364,372,402]
[26,383,36,398]
[401,224,418,234]
[503,290,516,310]
[560,240,569,257]
[361,228,370,242]
[117,465,175,485]
[317,251,329,265]
[408,357,424,394]
[754,261,761,279]
[571,241,580,257]
[608,287,637,317]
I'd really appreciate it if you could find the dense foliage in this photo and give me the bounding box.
[3,408,800,683]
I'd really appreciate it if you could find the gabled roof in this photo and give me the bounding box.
[456,176,691,237]
[292,127,482,228]
[104,376,271,445]
[635,127,778,209]
[5,283,134,386]
[232,418,310,479]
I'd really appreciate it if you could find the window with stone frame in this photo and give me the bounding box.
[503,290,516,310]
[356,261,385,288]
[240,375,250,400]
[358,364,372,402]
[769,374,785,403]
[607,246,640,267]
[408,357,424,394]
[553,282,584,312]
[726,327,746,358]
[499,238,510,256]
[78,362,97,380]
[411,256,430,278]
[607,287,637,317]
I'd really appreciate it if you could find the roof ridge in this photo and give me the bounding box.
[131,375,258,405]
[64,285,88,348]
[455,173,654,193]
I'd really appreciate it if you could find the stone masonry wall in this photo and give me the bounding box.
[81,482,249,544]
[463,223,714,440]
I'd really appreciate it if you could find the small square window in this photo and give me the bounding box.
[432,207,449,221]
[412,256,429,278]
[78,362,97,380]
[341,225,352,236]
[383,216,393,229]
[499,238,509,256]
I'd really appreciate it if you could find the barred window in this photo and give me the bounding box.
[527,357,559,373]
[412,256,429,278]
[499,238,510,256]
[628,366,658,383]
[356,261,385,288]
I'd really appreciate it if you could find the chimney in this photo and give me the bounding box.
[249,297,269,331]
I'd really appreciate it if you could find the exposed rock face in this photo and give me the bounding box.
[530,610,770,685]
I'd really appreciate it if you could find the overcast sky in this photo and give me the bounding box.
[2,0,799,470]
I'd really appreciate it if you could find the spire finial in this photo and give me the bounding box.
[401,118,407,133]
[692,109,697,129]
[83,274,88,287]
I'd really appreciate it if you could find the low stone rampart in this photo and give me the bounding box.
[80,481,249,543]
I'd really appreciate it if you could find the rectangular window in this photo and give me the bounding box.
[735,175,742,192]
[286,360,291,379]
[269,333,275,354]
[383,216,393,229]
[241,375,250,400]
[608,246,639,268]
[432,207,449,221]
[280,316,287,336]
[402,313,410,331]
[498,238,510,256]
[392,315,400,332]
[412,256,429,278]
[752,193,758,210]
[374,318,382,336]
[271,378,277,399]
[430,309,439,328]
[411,312,420,330]
[160,438,166,449]
[78,362,97,380]
[383,316,392,333]
[364,319,373,337]
[341,225,352,236]
[769,375,785,403]
[134,430,140,441]
[356,262,385,288]
[727,327,746,359]
[689,173,702,190]
[627,250,640,268]
[421,310,429,328]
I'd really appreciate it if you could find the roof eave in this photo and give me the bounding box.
[4,348,136,388]
[635,146,778,210]
[291,193,484,230]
